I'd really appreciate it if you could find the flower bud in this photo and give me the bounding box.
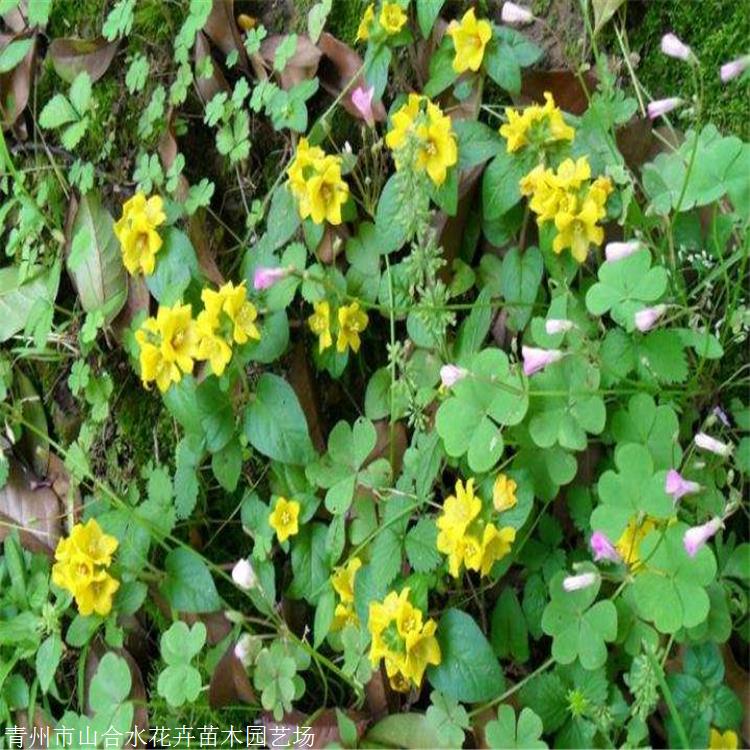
[521,346,563,376]
[440,364,468,388]
[694,432,733,457]
[352,85,376,127]
[661,33,692,62]
[253,266,288,291]
[563,571,599,592]
[683,517,723,557]
[231,558,257,591]
[545,318,574,335]
[605,240,642,262]
[720,56,749,83]
[647,97,683,120]
[665,469,701,503]
[634,304,666,332]
[590,531,622,564]
[501,2,534,25]
[234,633,261,666]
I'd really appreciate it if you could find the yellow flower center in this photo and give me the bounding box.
[281,511,291,526]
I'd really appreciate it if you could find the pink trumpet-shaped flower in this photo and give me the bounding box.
[545,319,574,335]
[231,558,257,590]
[634,304,666,332]
[605,240,642,262]
[501,2,534,25]
[720,56,749,83]
[683,516,723,557]
[694,432,733,457]
[590,531,622,564]
[522,346,563,376]
[253,266,288,290]
[661,33,692,61]
[563,571,599,592]
[665,469,701,503]
[440,364,468,388]
[352,85,375,126]
[647,97,683,120]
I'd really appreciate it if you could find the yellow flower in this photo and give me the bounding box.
[553,156,591,191]
[553,195,604,263]
[136,316,182,392]
[221,281,261,344]
[368,589,404,664]
[337,302,369,353]
[415,102,458,186]
[709,728,738,750]
[155,303,199,374]
[308,300,333,352]
[477,523,515,576]
[51,519,120,617]
[499,92,574,153]
[615,517,657,568]
[333,603,359,630]
[493,473,518,512]
[447,8,492,73]
[401,618,440,687]
[287,137,326,198]
[380,3,407,34]
[385,93,423,152]
[268,497,300,543]
[437,478,481,544]
[356,3,375,41]
[114,193,166,276]
[306,156,349,225]
[332,557,362,604]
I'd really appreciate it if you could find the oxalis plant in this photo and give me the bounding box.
[0,0,748,748]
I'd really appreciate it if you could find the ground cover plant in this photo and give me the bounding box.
[0,0,748,747]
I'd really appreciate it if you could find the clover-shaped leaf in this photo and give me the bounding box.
[486,705,548,750]
[253,641,300,721]
[541,566,617,670]
[89,653,134,736]
[306,417,391,514]
[436,348,528,473]
[425,690,470,749]
[631,523,717,634]
[528,356,606,451]
[590,443,673,541]
[585,250,668,330]
[156,621,206,707]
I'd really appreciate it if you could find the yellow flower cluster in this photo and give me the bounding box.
[287,138,349,225]
[356,2,407,42]
[499,92,575,153]
[437,478,516,578]
[493,473,518,512]
[385,94,458,186]
[114,193,166,276]
[52,519,120,617]
[447,8,492,74]
[308,300,369,354]
[269,497,300,543]
[709,728,739,750]
[136,281,260,391]
[368,587,441,691]
[331,556,362,630]
[520,156,613,263]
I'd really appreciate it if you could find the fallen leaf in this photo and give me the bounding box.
[48,36,119,84]
[0,457,62,554]
[15,369,49,477]
[287,339,326,453]
[111,273,150,342]
[0,32,35,128]
[315,223,348,264]
[202,0,250,73]
[260,33,322,89]
[520,70,598,115]
[208,643,257,709]
[194,31,230,104]
[317,32,386,122]
[616,115,655,171]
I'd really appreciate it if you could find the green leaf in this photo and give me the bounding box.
[484,27,542,94]
[417,0,446,38]
[68,71,92,114]
[363,43,391,101]
[423,35,458,98]
[145,227,200,305]
[405,518,442,573]
[211,436,242,492]
[0,266,53,343]
[482,149,533,221]
[89,652,133,734]
[593,0,625,33]
[376,172,414,253]
[542,566,617,670]
[486,705,548,749]
[102,0,135,40]
[0,37,33,73]
[288,522,330,604]
[427,609,505,703]
[160,548,221,613]
[265,184,301,250]
[490,588,529,662]
[157,622,205,707]
[244,374,316,465]
[66,191,127,322]
[501,246,543,331]
[36,633,63,693]
[454,120,503,170]
[637,330,688,384]
[425,690,470,748]
[366,713,448,749]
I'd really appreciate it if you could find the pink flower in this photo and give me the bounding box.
[231,558,257,590]
[234,634,254,666]
[590,531,622,564]
[351,85,375,126]
[647,97,683,120]
[720,56,749,83]
[634,304,666,332]
[661,33,692,62]
[253,266,288,290]
[605,240,642,262]
[712,405,731,427]
[501,2,534,24]
[563,571,599,592]
[522,346,563,376]
[665,469,701,503]
[683,517,723,557]
[694,432,733,457]
[440,364,468,388]
[545,319,574,335]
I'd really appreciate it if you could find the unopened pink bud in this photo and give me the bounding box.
[683,517,723,557]
[720,56,749,83]
[590,531,622,564]
[522,346,563,376]
[563,571,598,592]
[634,304,666,332]
[665,469,701,503]
[694,432,733,457]
[440,364,468,388]
[231,558,257,590]
[253,266,288,290]
[647,97,683,120]
[352,85,375,127]
[501,2,534,25]
[234,634,254,666]
[605,240,642,262]
[545,319,574,335]
[661,33,692,62]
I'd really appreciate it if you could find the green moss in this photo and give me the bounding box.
[627,0,750,138]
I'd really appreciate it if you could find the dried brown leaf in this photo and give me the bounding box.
[260,33,322,89]
[202,0,249,73]
[48,36,119,84]
[520,70,597,115]
[194,31,230,104]
[209,643,257,709]
[287,339,326,453]
[0,32,35,128]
